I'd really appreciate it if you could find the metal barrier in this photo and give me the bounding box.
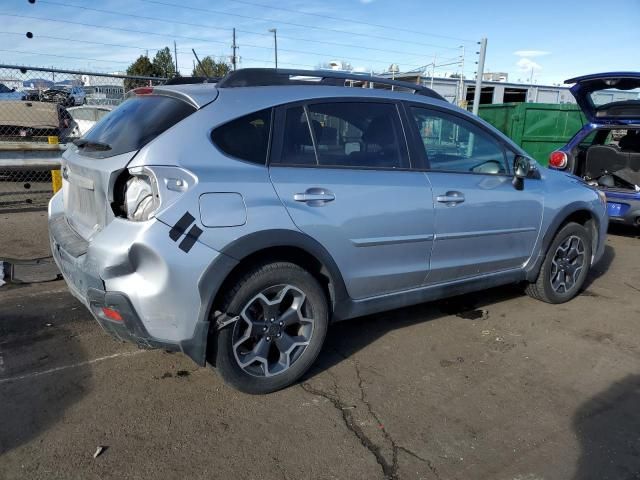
[0,64,167,212]
[0,164,56,212]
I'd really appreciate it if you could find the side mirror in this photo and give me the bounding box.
[512,155,529,190]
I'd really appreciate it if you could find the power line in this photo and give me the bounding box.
[234,29,457,57]
[0,31,160,53]
[175,0,476,44]
[7,11,455,62]
[40,0,459,52]
[4,16,463,74]
[23,2,460,68]
[4,14,227,46]
[0,48,132,65]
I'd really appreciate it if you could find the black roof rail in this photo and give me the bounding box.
[216,68,445,101]
[163,76,221,85]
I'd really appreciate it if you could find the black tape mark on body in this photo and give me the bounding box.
[179,225,203,253]
[169,212,195,241]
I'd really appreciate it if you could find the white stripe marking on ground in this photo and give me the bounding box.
[0,350,145,385]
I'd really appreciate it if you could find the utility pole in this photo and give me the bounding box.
[458,45,465,107]
[472,37,487,116]
[174,41,178,76]
[232,28,238,71]
[268,28,278,69]
[430,53,436,89]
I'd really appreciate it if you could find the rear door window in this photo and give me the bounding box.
[273,101,409,169]
[78,95,196,158]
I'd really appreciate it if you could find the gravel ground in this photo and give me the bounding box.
[0,222,639,480]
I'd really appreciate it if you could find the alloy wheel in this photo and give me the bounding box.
[232,284,315,377]
[550,235,586,294]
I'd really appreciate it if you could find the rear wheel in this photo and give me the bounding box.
[212,262,328,394]
[525,222,592,303]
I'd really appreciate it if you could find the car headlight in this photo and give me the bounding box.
[124,173,160,221]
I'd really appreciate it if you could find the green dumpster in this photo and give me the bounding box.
[478,103,587,166]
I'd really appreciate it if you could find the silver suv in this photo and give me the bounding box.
[49,69,608,394]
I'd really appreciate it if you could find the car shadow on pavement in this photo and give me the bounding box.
[0,288,92,457]
[308,284,525,379]
[307,244,615,381]
[608,223,640,239]
[582,244,615,291]
[572,374,640,479]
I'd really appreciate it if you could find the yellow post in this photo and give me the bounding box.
[48,136,62,193]
[51,169,62,193]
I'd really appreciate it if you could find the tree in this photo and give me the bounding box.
[192,56,230,78]
[124,55,157,91]
[152,47,176,78]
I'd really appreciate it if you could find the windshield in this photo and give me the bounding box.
[78,94,195,158]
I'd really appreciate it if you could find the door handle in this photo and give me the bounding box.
[436,191,465,205]
[294,188,335,205]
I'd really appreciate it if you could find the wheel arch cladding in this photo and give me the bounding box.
[214,230,349,320]
[526,204,598,282]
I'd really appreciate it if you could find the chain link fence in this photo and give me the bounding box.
[0,65,167,212]
[0,167,53,212]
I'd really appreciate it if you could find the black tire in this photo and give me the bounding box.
[212,262,328,394]
[525,222,592,304]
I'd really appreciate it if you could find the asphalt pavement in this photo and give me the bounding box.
[1,225,639,480]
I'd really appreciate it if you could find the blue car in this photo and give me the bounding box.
[549,73,640,226]
[0,83,25,101]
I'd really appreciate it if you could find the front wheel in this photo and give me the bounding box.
[525,222,592,303]
[212,262,329,394]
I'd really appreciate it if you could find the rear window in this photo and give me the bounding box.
[590,89,640,107]
[78,95,195,158]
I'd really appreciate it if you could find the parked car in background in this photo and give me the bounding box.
[56,85,86,105]
[39,85,86,107]
[39,87,75,107]
[549,73,640,226]
[0,100,76,141]
[67,105,113,136]
[50,68,608,394]
[0,83,25,101]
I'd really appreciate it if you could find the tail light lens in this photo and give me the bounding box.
[549,151,568,169]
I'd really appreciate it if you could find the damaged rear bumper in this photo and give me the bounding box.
[48,191,238,366]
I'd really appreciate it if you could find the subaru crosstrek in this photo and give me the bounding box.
[548,72,640,226]
[49,69,608,394]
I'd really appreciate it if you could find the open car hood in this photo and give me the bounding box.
[565,72,640,124]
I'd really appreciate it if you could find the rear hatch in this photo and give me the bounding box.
[61,85,215,240]
[565,72,640,124]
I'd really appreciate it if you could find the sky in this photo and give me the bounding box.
[0,0,639,85]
